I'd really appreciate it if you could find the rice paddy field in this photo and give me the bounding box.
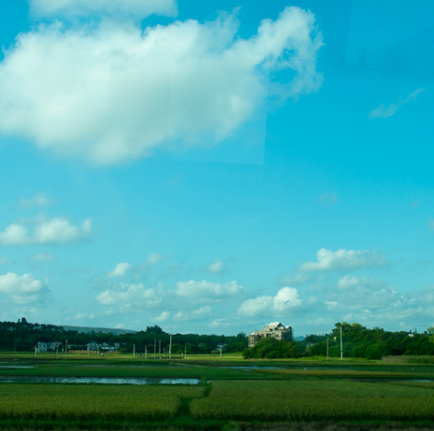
[1,353,434,430]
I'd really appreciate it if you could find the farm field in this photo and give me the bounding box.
[1,354,434,430]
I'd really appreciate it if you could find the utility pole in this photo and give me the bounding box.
[220,346,222,359]
[185,344,187,359]
[326,337,329,359]
[87,344,90,357]
[154,338,156,360]
[145,345,147,359]
[169,327,172,360]
[65,340,68,356]
[340,326,343,360]
[34,345,37,356]
[56,343,59,360]
[133,344,135,358]
[159,340,161,357]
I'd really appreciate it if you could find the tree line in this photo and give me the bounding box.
[2,319,433,359]
[244,322,434,359]
[0,318,247,354]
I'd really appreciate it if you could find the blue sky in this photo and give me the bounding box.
[0,0,433,336]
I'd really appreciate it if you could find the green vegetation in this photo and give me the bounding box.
[0,318,247,355]
[3,318,434,361]
[2,318,434,429]
[190,380,434,421]
[243,338,303,359]
[0,384,204,420]
[306,322,434,359]
[1,355,434,429]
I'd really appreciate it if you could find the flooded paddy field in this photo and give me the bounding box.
[1,355,434,430]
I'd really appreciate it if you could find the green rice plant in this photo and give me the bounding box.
[0,384,204,421]
[190,380,434,421]
[382,356,434,364]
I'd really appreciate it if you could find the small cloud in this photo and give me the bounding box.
[208,258,223,273]
[138,253,166,271]
[31,253,55,262]
[173,306,212,322]
[369,88,425,119]
[75,312,95,320]
[298,248,387,272]
[0,217,92,246]
[18,193,54,209]
[0,257,8,265]
[317,192,338,206]
[238,287,302,317]
[0,272,47,304]
[146,253,164,265]
[96,283,161,310]
[428,218,434,231]
[325,300,338,309]
[107,262,131,278]
[209,318,231,328]
[175,279,244,299]
[337,275,386,290]
[152,311,170,323]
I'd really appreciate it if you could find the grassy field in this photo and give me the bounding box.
[1,353,434,430]
[191,380,434,421]
[0,384,204,420]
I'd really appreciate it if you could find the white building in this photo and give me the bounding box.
[248,322,293,347]
[36,342,47,352]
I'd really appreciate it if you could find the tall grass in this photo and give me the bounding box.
[190,380,434,421]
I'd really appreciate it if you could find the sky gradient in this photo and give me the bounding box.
[0,0,433,336]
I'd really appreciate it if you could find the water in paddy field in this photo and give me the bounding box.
[222,366,347,370]
[0,364,34,369]
[350,378,434,383]
[0,376,201,385]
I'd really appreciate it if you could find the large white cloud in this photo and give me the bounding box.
[30,0,178,18]
[299,248,386,272]
[0,7,323,164]
[0,272,45,304]
[237,287,302,317]
[0,217,92,246]
[175,279,243,298]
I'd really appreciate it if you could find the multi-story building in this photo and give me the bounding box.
[248,322,293,348]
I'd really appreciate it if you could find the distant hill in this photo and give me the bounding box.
[294,336,305,341]
[62,325,137,335]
